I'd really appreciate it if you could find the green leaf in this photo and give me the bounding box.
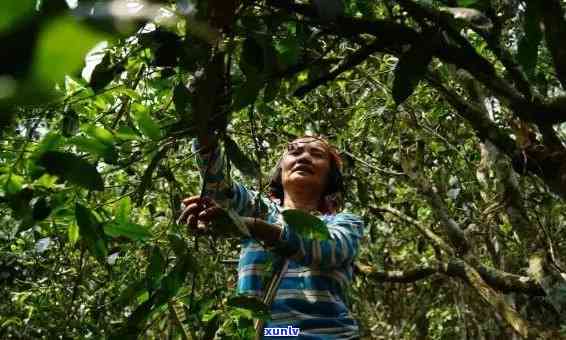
[146,246,166,289]
[31,16,109,88]
[2,174,24,195]
[132,104,162,141]
[68,223,80,246]
[85,125,115,146]
[202,310,221,323]
[34,174,58,189]
[0,0,35,34]
[70,136,107,155]
[37,151,104,191]
[75,203,108,260]
[116,126,139,140]
[517,1,542,78]
[392,42,433,105]
[104,221,152,241]
[281,209,330,240]
[112,86,141,100]
[276,36,300,67]
[70,136,118,164]
[114,197,131,224]
[34,132,65,157]
[226,295,270,320]
[223,136,259,178]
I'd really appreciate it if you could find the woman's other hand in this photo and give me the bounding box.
[177,196,223,234]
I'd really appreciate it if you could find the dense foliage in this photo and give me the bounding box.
[2,0,566,338]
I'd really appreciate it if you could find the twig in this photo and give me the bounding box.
[187,151,214,312]
[370,205,454,255]
[540,0,566,89]
[343,150,404,176]
[294,38,385,97]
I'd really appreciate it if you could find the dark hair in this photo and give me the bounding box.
[268,136,344,212]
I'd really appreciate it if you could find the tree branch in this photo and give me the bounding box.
[344,150,405,176]
[355,260,545,296]
[270,0,566,125]
[355,262,438,283]
[540,0,566,89]
[294,39,386,97]
[398,0,534,101]
[456,259,530,338]
[426,71,518,156]
[370,205,454,255]
[427,71,566,198]
[267,0,421,43]
[417,182,470,255]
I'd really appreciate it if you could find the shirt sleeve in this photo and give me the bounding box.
[276,212,364,269]
[192,139,267,217]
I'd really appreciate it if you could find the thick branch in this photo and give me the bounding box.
[418,183,470,255]
[355,260,545,296]
[456,259,530,338]
[540,0,566,89]
[482,34,534,101]
[270,0,566,124]
[428,71,566,198]
[426,72,518,156]
[399,0,533,101]
[367,199,544,335]
[267,0,421,44]
[355,262,437,283]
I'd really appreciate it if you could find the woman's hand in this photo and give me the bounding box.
[177,196,224,234]
[177,196,250,237]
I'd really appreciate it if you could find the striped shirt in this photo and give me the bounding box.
[195,142,364,339]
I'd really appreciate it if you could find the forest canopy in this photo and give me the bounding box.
[1,0,566,338]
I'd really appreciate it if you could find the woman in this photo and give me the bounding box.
[179,135,364,339]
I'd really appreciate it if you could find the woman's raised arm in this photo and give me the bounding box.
[192,137,266,217]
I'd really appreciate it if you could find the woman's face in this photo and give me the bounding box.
[280,138,331,198]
